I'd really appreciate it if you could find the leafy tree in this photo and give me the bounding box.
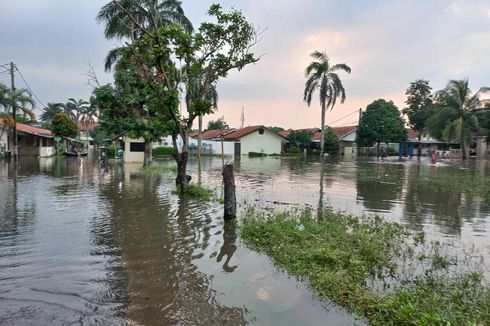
[51,112,78,138]
[90,124,114,145]
[287,130,313,151]
[268,126,284,133]
[356,99,407,153]
[40,103,64,124]
[99,2,260,192]
[324,127,340,154]
[304,51,351,158]
[402,79,433,138]
[206,116,228,131]
[426,80,489,160]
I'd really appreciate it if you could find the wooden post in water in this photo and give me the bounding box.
[222,163,236,220]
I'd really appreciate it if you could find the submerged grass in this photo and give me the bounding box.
[142,164,178,175]
[241,210,490,325]
[172,183,213,201]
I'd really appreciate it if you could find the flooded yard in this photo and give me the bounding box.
[1,155,489,325]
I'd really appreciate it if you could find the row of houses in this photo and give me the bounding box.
[0,120,55,157]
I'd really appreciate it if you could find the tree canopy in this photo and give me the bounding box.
[206,117,228,130]
[402,79,433,137]
[324,127,340,154]
[51,112,78,138]
[356,99,407,148]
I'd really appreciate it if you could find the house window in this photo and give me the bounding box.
[258,128,264,135]
[130,142,145,152]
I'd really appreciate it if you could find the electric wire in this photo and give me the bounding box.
[15,65,47,109]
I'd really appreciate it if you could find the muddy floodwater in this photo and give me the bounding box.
[1,155,489,325]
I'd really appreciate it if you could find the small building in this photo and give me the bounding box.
[312,126,358,155]
[76,121,98,150]
[123,136,146,163]
[0,120,55,157]
[224,125,285,156]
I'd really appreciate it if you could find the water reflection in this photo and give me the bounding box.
[1,156,490,325]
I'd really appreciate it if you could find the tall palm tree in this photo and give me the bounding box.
[64,98,89,122]
[40,103,64,124]
[303,51,351,158]
[0,88,35,126]
[97,0,193,71]
[428,79,490,160]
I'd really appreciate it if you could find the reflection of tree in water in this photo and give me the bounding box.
[403,165,464,236]
[217,221,238,273]
[96,172,246,325]
[356,163,405,211]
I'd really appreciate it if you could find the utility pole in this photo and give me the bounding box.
[240,106,245,129]
[10,62,17,161]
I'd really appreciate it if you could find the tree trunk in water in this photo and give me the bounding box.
[320,104,326,158]
[198,115,202,161]
[461,138,466,160]
[143,140,152,167]
[377,141,380,158]
[175,151,190,193]
[223,163,236,220]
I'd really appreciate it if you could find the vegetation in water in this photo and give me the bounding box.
[142,164,177,175]
[241,210,490,325]
[248,151,267,157]
[172,183,213,201]
[153,146,174,156]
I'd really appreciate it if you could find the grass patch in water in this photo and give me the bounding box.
[172,183,213,201]
[241,210,490,325]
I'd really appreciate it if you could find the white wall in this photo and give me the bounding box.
[153,135,184,151]
[189,138,235,156]
[39,146,55,157]
[0,126,8,154]
[240,129,282,155]
[124,137,145,163]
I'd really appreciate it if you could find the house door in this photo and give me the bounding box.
[234,142,241,157]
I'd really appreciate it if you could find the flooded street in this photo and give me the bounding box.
[1,155,489,325]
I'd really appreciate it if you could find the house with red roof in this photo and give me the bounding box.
[0,120,55,157]
[188,129,236,156]
[224,125,287,156]
[76,121,98,150]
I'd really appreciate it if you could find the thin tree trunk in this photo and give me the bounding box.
[143,140,152,167]
[320,103,326,158]
[198,115,202,161]
[172,132,191,193]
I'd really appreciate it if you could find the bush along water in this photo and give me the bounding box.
[241,209,490,325]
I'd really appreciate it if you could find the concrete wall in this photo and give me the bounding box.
[240,129,282,155]
[124,137,145,163]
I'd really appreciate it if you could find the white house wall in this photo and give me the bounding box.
[240,129,282,155]
[124,137,145,163]
[188,138,235,156]
[0,127,8,153]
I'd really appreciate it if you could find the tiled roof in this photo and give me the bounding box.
[0,119,53,138]
[278,128,320,138]
[191,129,235,140]
[311,126,357,140]
[77,121,98,131]
[224,125,267,140]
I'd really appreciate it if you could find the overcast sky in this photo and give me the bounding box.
[1,0,489,129]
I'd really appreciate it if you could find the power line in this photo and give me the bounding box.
[14,65,47,109]
[328,109,359,126]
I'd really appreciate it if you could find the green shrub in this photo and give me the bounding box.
[153,146,174,156]
[107,144,120,158]
[172,183,213,201]
[248,151,267,157]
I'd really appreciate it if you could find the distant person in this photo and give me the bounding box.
[431,150,438,164]
[380,146,387,160]
[116,148,124,159]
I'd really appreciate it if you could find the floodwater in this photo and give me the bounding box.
[0,155,489,325]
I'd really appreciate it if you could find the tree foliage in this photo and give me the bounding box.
[402,79,433,137]
[425,79,490,159]
[356,99,407,147]
[51,112,78,138]
[206,116,228,130]
[287,130,313,147]
[40,103,64,124]
[303,51,351,157]
[324,127,340,154]
[0,83,35,127]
